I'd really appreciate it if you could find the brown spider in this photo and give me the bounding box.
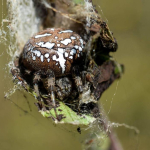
[12,28,92,110]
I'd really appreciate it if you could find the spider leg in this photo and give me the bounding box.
[72,66,83,93]
[46,69,61,120]
[33,72,49,111]
[46,69,56,108]
[33,72,41,101]
[11,67,28,90]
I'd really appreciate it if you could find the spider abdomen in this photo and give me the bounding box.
[21,28,85,77]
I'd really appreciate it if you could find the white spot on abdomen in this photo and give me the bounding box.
[40,55,44,62]
[37,42,55,49]
[52,52,66,73]
[33,56,36,60]
[79,47,82,51]
[70,49,76,55]
[70,36,76,40]
[35,33,52,38]
[58,30,73,34]
[53,55,57,60]
[32,50,41,57]
[74,45,79,49]
[69,56,73,59]
[58,48,64,54]
[45,53,49,58]
[60,39,72,45]
[80,39,84,48]
[65,52,68,57]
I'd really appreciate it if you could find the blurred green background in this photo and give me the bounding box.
[0,0,150,150]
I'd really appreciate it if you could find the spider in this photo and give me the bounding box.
[12,28,93,110]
